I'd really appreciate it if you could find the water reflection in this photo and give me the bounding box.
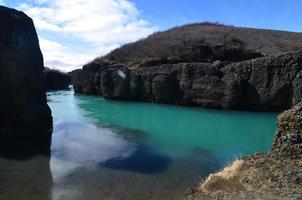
[0,89,277,200]
[51,120,173,178]
[46,90,276,200]
[74,92,277,158]
[51,121,135,180]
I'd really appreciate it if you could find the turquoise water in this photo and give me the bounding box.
[0,89,277,200]
[45,90,277,199]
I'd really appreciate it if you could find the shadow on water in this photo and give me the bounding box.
[0,134,51,160]
[0,133,52,200]
[110,126,150,144]
[100,145,172,174]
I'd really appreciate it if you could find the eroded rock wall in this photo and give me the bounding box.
[73,51,302,111]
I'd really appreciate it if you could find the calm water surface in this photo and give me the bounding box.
[0,90,277,200]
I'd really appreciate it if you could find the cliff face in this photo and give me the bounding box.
[187,102,302,200]
[44,68,71,90]
[74,51,302,111]
[0,6,52,137]
[73,23,302,111]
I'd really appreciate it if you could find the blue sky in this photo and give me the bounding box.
[2,0,302,71]
[132,0,302,31]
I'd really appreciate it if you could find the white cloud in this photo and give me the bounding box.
[39,37,97,71]
[0,0,5,5]
[19,0,157,71]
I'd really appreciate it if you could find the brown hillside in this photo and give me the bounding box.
[95,23,302,66]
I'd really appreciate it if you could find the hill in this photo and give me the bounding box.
[96,23,302,66]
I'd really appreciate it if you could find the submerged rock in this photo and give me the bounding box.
[0,6,52,137]
[44,67,71,90]
[187,102,302,199]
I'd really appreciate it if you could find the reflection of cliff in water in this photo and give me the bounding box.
[0,135,52,200]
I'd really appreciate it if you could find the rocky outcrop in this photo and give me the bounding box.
[74,51,302,111]
[68,68,81,86]
[272,101,302,158]
[0,6,52,137]
[72,23,302,111]
[186,102,302,200]
[44,67,71,90]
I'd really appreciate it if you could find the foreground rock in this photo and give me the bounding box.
[0,6,52,138]
[73,23,302,111]
[44,67,71,90]
[186,102,302,200]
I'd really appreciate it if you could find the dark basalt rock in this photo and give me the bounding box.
[73,51,302,111]
[72,62,102,95]
[0,6,52,137]
[72,23,302,111]
[68,68,81,85]
[44,67,71,90]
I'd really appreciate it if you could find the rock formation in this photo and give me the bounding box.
[73,51,302,111]
[68,69,81,86]
[73,23,302,111]
[44,67,71,90]
[0,6,52,137]
[186,102,302,199]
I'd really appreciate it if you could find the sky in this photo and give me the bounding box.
[2,0,302,71]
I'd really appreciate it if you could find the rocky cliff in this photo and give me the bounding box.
[0,6,52,137]
[186,102,302,200]
[73,23,302,111]
[73,52,302,111]
[44,68,71,90]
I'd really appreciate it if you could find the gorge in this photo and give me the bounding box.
[72,23,302,112]
[0,5,301,200]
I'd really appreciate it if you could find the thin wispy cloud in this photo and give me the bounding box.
[19,0,157,71]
